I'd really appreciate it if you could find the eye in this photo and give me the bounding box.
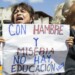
[14,10,18,14]
[21,10,26,13]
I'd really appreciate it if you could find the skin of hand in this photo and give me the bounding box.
[0,37,5,43]
[66,36,74,47]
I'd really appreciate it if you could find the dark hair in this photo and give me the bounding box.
[11,2,34,23]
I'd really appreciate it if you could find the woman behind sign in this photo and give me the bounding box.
[3,2,34,75]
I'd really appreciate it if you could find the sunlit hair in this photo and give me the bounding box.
[51,3,65,24]
[62,0,75,18]
[62,0,75,25]
[11,2,34,23]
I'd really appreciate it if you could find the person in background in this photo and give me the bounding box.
[62,2,75,75]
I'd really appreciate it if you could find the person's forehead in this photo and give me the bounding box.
[15,6,26,11]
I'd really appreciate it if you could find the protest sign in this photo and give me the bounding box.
[3,24,70,75]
